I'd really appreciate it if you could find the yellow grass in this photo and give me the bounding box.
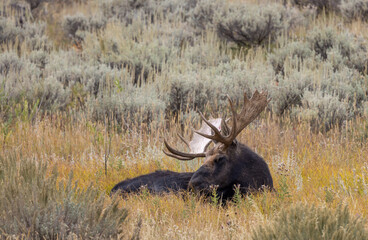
[1,114,367,239]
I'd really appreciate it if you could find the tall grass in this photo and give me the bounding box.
[1,112,368,238]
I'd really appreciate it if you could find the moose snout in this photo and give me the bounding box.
[188,179,199,190]
[189,175,208,192]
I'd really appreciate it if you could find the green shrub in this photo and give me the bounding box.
[268,41,313,75]
[306,27,368,71]
[89,83,166,126]
[318,64,366,109]
[251,204,367,240]
[307,27,336,60]
[85,31,175,84]
[63,13,89,39]
[291,0,340,13]
[190,0,223,31]
[0,17,22,44]
[340,0,368,22]
[271,27,368,74]
[216,3,289,47]
[0,51,25,76]
[270,69,312,115]
[0,51,69,113]
[101,0,197,24]
[0,17,50,50]
[25,0,43,10]
[0,154,127,239]
[292,91,349,131]
[101,0,153,24]
[62,13,107,42]
[5,0,32,26]
[166,71,213,116]
[29,50,48,69]
[164,60,275,116]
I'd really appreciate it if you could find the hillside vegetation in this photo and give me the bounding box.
[1,0,368,239]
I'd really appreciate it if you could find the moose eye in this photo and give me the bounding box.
[215,156,226,163]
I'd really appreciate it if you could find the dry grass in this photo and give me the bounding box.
[1,114,368,239]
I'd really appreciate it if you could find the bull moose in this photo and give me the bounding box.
[111,90,273,200]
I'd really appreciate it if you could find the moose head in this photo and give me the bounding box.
[164,90,273,199]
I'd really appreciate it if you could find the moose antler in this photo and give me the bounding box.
[164,90,269,160]
[194,90,269,146]
[163,118,222,161]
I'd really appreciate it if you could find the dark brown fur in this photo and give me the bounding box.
[110,142,273,200]
[188,142,273,200]
[110,170,193,195]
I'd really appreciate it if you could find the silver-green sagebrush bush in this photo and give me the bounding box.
[62,13,107,41]
[190,0,223,31]
[266,27,368,126]
[63,13,89,39]
[251,204,368,240]
[24,0,43,10]
[340,0,368,22]
[0,17,21,44]
[3,0,32,24]
[306,27,368,72]
[164,59,276,116]
[0,155,127,239]
[1,0,368,131]
[292,90,349,131]
[216,3,292,47]
[29,50,48,69]
[89,83,165,126]
[0,16,51,50]
[101,0,197,24]
[83,27,176,84]
[166,71,213,116]
[0,52,69,112]
[291,0,341,13]
[0,51,25,76]
[268,41,313,76]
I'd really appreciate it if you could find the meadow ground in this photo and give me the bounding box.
[1,114,368,239]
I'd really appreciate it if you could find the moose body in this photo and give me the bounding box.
[110,170,193,195]
[110,143,273,200]
[111,91,274,200]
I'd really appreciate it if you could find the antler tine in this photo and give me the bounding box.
[163,90,268,160]
[192,127,224,143]
[198,111,222,137]
[225,95,238,143]
[208,90,269,147]
[192,111,230,144]
[163,138,206,161]
[232,90,268,140]
[177,133,190,150]
[188,91,268,147]
[163,150,195,161]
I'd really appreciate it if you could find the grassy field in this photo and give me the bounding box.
[1,115,368,239]
[1,0,368,239]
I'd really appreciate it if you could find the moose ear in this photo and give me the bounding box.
[214,155,227,163]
